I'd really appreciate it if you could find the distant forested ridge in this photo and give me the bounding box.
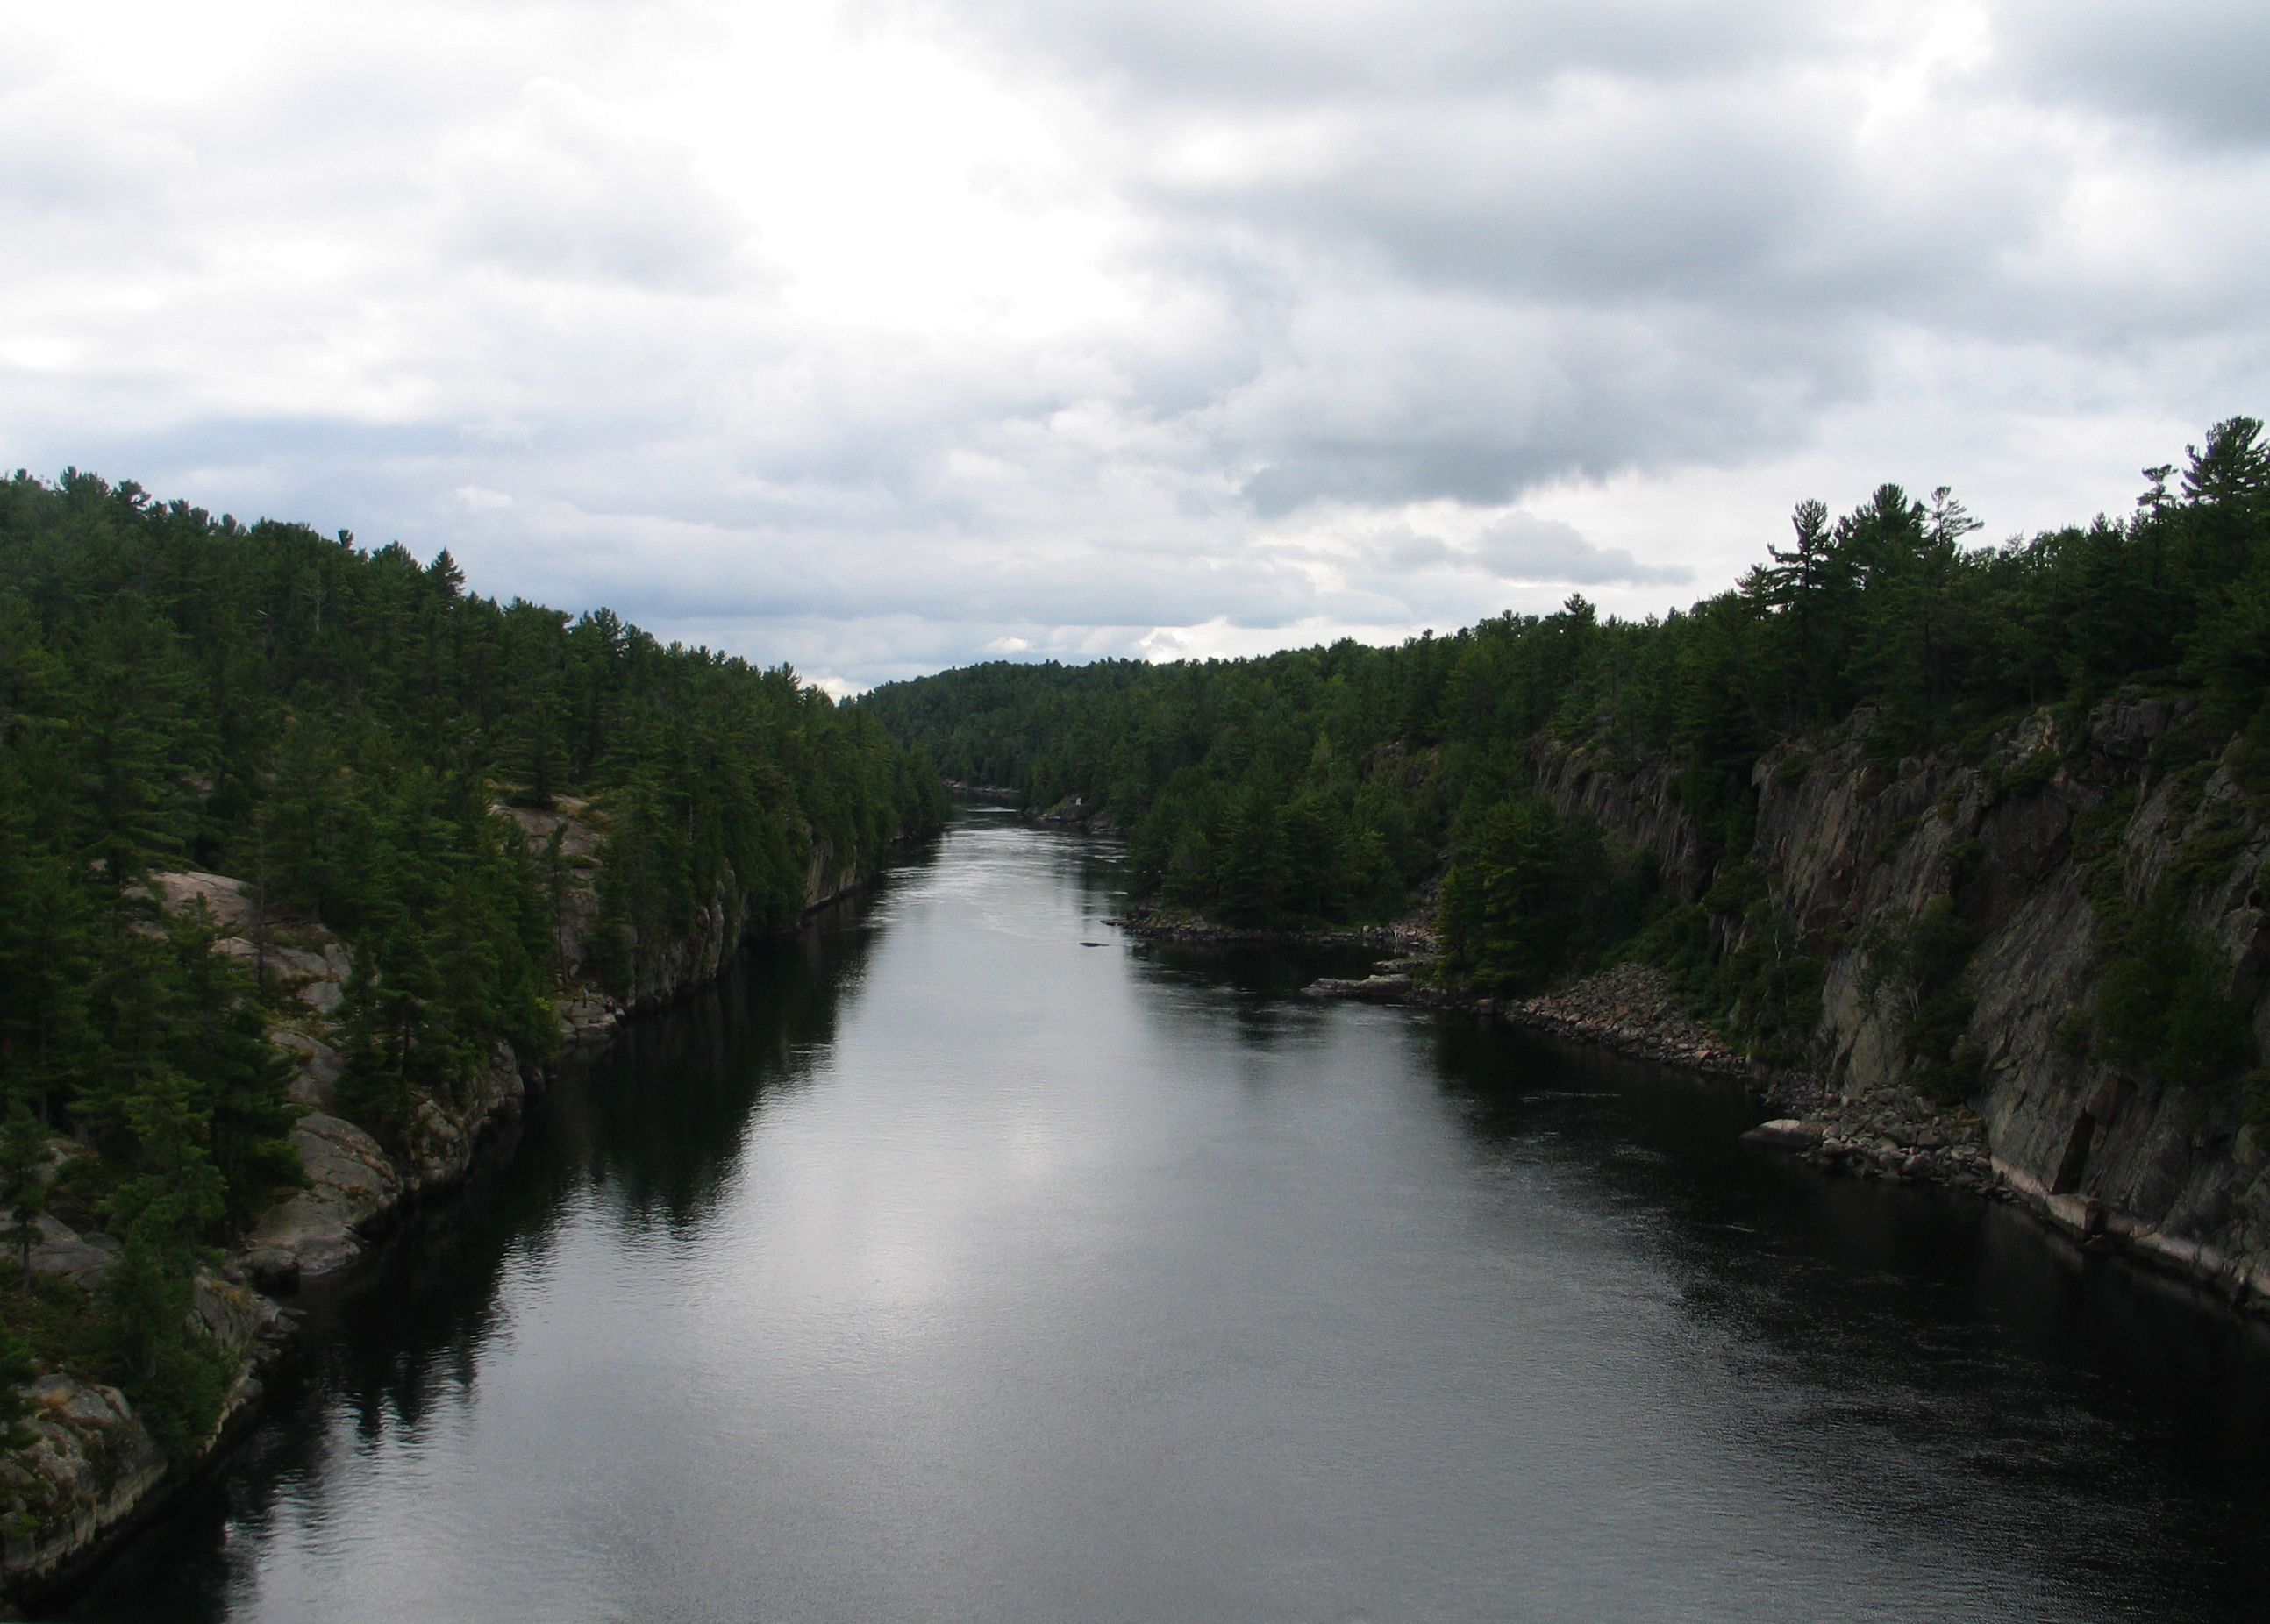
[0,469,943,1462]
[864,418,2270,1021]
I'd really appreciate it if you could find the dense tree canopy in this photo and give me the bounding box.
[866,418,2270,999]
[0,467,942,1449]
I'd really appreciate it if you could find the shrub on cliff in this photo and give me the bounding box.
[98,1233,233,1459]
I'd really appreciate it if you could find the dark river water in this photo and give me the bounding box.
[68,813,2270,1622]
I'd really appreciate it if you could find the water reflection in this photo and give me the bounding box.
[68,881,898,1622]
[66,815,2270,1623]
[1425,1019,2270,1620]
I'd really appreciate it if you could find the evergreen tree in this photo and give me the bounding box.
[0,1108,48,1289]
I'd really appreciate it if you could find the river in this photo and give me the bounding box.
[68,811,2270,1621]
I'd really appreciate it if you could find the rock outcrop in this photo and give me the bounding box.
[172,803,876,1289]
[1530,747,1707,900]
[1489,960,1752,1077]
[1531,690,2270,1305]
[1302,973,1414,1002]
[0,1269,289,1595]
[1033,794,1124,835]
[1120,903,1433,951]
[4,794,905,1600]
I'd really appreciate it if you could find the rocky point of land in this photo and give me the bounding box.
[1305,958,2014,1201]
[1119,903,1431,951]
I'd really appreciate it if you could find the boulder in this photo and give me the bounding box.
[141,870,257,930]
[25,1214,114,1292]
[1301,974,1413,1002]
[1740,1118,1826,1151]
[239,1112,401,1280]
[269,1027,345,1109]
[240,1247,302,1294]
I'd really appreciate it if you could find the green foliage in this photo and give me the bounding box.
[2245,1070,2270,1133]
[0,1274,107,1393]
[1856,895,1982,1103]
[1431,794,1663,994]
[1438,796,1570,993]
[61,914,300,1225]
[0,1320,34,1442]
[2092,901,2254,1093]
[860,418,2270,1094]
[97,1229,233,1458]
[1984,747,2061,804]
[1618,886,1824,1065]
[2071,723,2263,1099]
[0,466,942,1415]
[868,420,2270,963]
[0,1110,48,1290]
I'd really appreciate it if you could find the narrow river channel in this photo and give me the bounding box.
[70,812,2270,1622]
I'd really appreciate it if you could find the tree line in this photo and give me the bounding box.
[0,468,942,1454]
[864,417,2270,1036]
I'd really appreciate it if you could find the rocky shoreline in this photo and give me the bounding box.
[1302,958,2270,1312]
[2,825,920,1611]
[1115,903,1433,952]
[942,780,1024,803]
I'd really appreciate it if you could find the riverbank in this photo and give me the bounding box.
[1115,902,1433,952]
[1302,957,2270,1314]
[83,810,2270,1624]
[1,828,931,1612]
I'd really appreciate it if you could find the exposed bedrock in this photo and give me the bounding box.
[2,807,903,1597]
[1534,690,2270,1303]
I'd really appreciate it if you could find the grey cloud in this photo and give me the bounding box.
[921,0,2270,524]
[903,0,1838,105]
[1374,512,1685,587]
[438,82,752,291]
[1219,290,1849,511]
[1167,89,2037,319]
[1991,0,2270,147]
[1467,513,1688,586]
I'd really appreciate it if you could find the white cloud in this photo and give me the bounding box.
[0,0,2265,686]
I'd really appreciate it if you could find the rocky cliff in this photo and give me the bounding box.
[1536,690,2270,1306]
[1,797,899,1602]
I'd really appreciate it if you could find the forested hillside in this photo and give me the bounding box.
[0,469,942,1459]
[864,418,2270,1022]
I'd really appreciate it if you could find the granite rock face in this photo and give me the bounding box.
[129,802,881,1293]
[0,1275,286,1593]
[1535,692,2270,1301]
[0,1378,168,1590]
[24,1215,115,1293]
[4,792,907,1600]
[1531,745,1707,901]
[241,1113,403,1280]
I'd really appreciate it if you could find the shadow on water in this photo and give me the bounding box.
[1424,1016,2270,1620]
[1107,829,2270,1621]
[61,876,904,1623]
[1128,940,1386,1052]
[55,822,2270,1622]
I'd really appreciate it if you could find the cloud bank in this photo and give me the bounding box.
[2,0,2266,684]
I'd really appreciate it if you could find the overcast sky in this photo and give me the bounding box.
[4,0,2266,690]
